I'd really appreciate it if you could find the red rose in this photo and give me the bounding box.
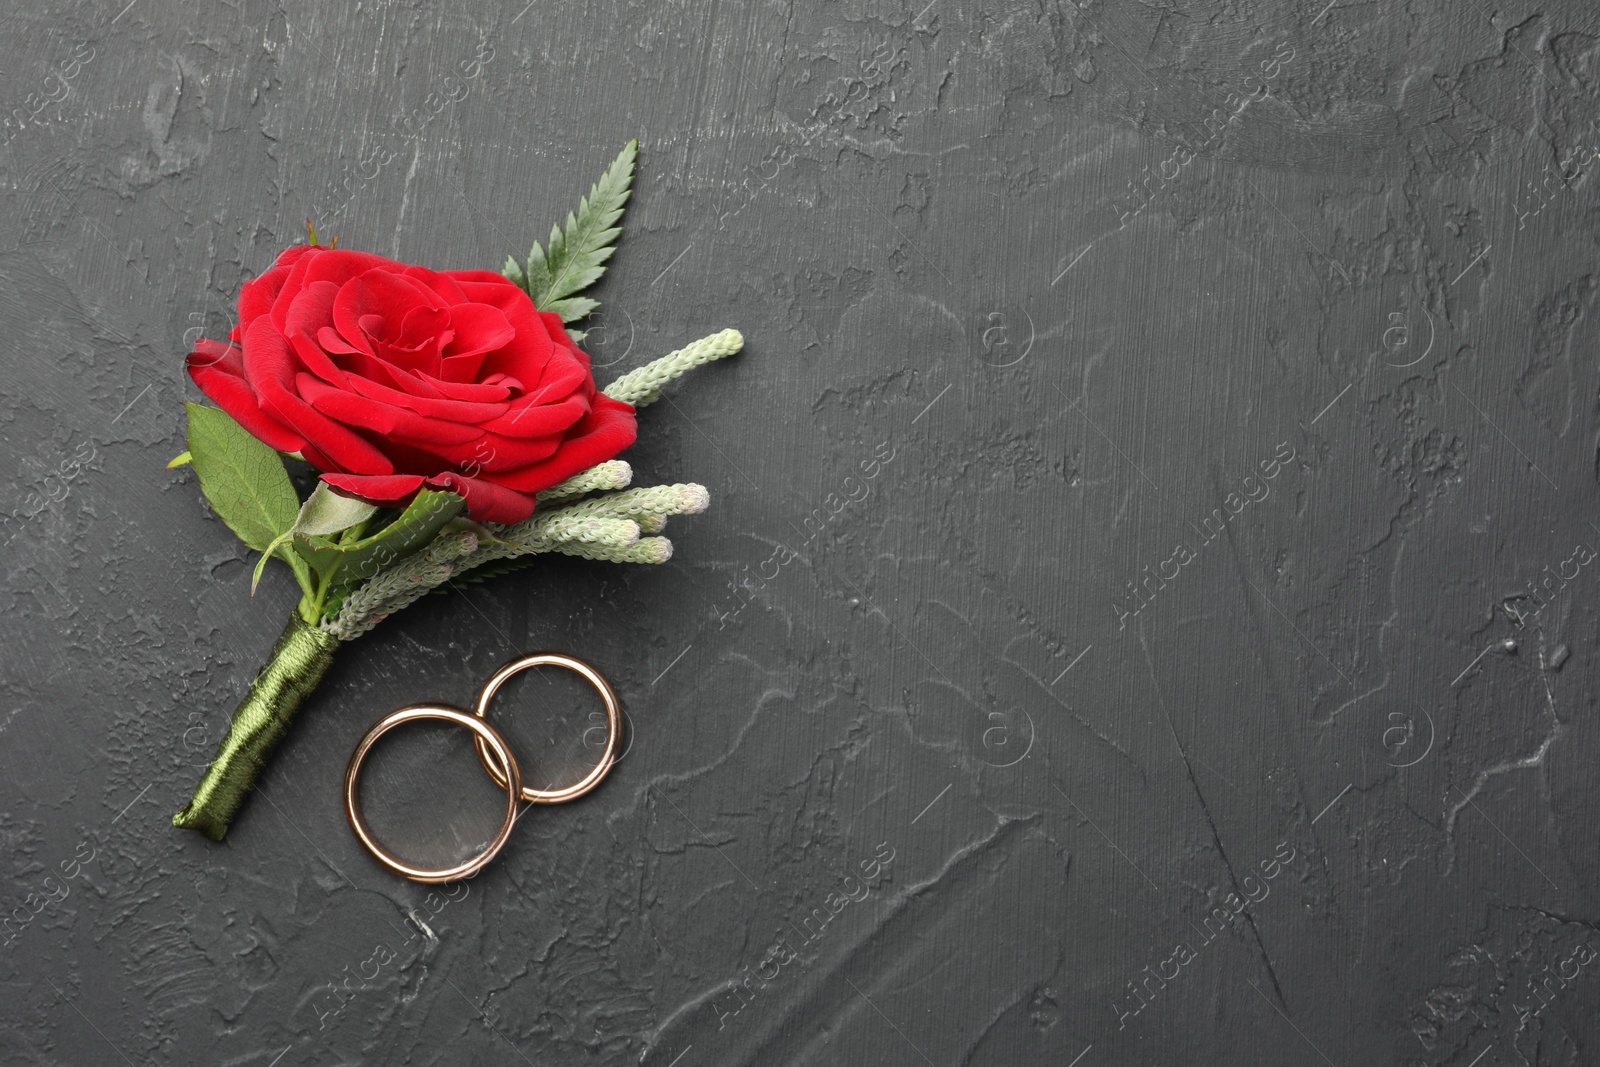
[187,244,637,523]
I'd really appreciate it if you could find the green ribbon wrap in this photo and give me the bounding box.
[173,614,341,840]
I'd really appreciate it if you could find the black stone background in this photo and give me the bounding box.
[1,0,1598,1064]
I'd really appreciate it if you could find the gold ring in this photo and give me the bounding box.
[471,652,622,804]
[344,704,522,883]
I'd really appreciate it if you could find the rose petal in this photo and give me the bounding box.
[402,265,469,305]
[443,269,520,289]
[187,339,306,453]
[332,269,444,359]
[316,325,365,356]
[444,302,515,361]
[282,281,350,386]
[299,374,483,445]
[341,372,511,423]
[376,365,449,400]
[452,276,540,322]
[298,249,415,294]
[478,392,589,438]
[416,373,514,403]
[522,355,589,407]
[319,472,427,506]
[407,430,563,472]
[399,304,452,343]
[242,319,395,475]
[270,248,403,333]
[477,302,561,384]
[543,310,589,359]
[423,471,535,523]
[188,337,244,376]
[490,393,637,492]
[338,346,451,398]
[238,244,319,329]
[381,304,453,370]
[438,352,490,384]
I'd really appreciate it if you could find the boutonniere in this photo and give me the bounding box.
[171,141,741,840]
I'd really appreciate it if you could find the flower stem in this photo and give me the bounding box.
[173,613,341,840]
[306,559,342,623]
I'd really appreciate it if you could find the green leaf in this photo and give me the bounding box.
[184,403,299,552]
[290,488,464,585]
[166,450,192,469]
[250,484,379,593]
[553,295,600,323]
[506,139,637,324]
[294,482,379,537]
[502,254,527,291]
[251,532,290,594]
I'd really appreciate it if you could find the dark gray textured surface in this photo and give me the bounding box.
[2,0,1599,1063]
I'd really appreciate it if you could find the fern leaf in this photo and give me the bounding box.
[502,254,527,291]
[444,553,542,588]
[510,140,637,324]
